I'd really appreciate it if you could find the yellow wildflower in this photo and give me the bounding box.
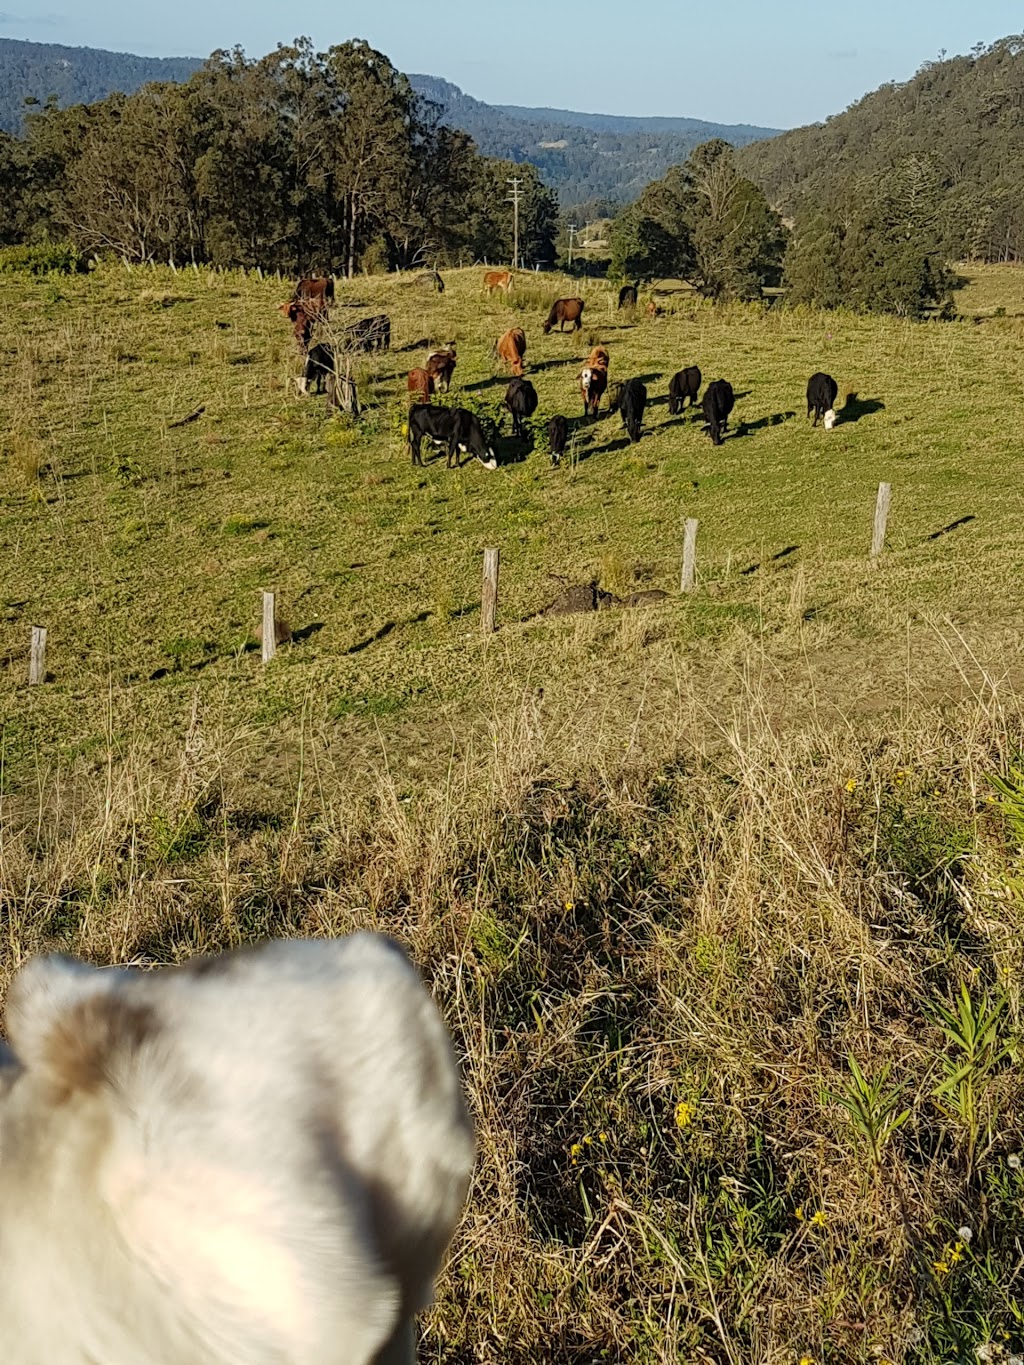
[583,1135,593,1146]
[598,1131,608,1143]
[570,1142,582,1163]
[949,1242,964,1265]
[845,779,858,793]
[674,1100,695,1129]
[799,1356,816,1365]
[564,900,575,911]
[810,1210,828,1228]
[794,1206,805,1221]
[932,1260,949,1276]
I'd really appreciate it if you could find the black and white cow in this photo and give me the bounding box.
[807,372,839,429]
[407,405,497,469]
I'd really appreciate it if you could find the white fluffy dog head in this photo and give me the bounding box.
[0,934,474,1365]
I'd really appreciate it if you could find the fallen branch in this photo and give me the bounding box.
[167,404,206,429]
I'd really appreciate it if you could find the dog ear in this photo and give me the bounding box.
[5,956,155,1097]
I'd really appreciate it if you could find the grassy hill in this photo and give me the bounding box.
[3,262,1024,1361]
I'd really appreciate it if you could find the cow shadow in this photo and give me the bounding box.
[586,434,634,458]
[735,412,795,436]
[841,393,885,423]
[527,358,578,373]
[293,622,325,643]
[463,376,508,393]
[347,621,395,654]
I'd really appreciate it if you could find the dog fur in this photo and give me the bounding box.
[0,933,474,1364]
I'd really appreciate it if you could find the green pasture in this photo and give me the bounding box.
[2,260,1024,793]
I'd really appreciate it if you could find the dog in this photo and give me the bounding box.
[0,932,474,1364]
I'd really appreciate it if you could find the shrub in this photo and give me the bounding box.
[0,242,83,276]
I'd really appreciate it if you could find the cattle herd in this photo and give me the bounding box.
[277,271,842,470]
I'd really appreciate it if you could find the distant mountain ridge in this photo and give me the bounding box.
[0,38,780,208]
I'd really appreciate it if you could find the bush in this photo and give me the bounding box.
[0,242,83,276]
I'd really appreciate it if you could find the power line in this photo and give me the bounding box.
[567,221,578,267]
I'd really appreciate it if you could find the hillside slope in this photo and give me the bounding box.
[737,34,1024,225]
[0,36,200,133]
[410,74,779,206]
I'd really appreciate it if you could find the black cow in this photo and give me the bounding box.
[547,415,568,467]
[617,378,647,444]
[618,282,639,309]
[668,365,702,415]
[346,314,391,352]
[702,379,735,446]
[505,376,539,438]
[807,371,839,428]
[407,405,497,470]
[298,343,335,395]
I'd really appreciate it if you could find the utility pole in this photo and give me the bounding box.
[506,176,522,270]
[567,221,578,267]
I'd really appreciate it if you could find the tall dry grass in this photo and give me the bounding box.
[2,661,1024,1364]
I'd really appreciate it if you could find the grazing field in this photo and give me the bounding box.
[3,260,1024,1363]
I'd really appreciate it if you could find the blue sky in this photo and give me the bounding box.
[2,1,1022,128]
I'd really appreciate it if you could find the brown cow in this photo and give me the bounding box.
[278,299,313,352]
[543,298,585,334]
[646,299,663,317]
[484,270,514,295]
[585,345,609,370]
[496,327,527,376]
[579,361,608,418]
[293,276,335,316]
[408,368,436,404]
[426,344,457,393]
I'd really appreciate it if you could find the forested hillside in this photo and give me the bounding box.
[0,37,200,133]
[738,35,1024,262]
[410,75,778,208]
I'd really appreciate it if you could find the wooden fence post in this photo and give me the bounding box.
[262,592,276,663]
[28,626,46,685]
[481,548,500,633]
[871,483,892,559]
[681,518,699,592]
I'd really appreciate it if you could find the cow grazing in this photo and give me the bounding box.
[408,367,435,404]
[505,376,539,438]
[298,342,335,395]
[278,299,313,353]
[345,314,391,352]
[293,275,334,317]
[425,345,457,393]
[617,378,647,444]
[579,364,608,418]
[496,327,527,376]
[542,298,585,334]
[618,282,639,309]
[585,345,610,370]
[547,415,568,467]
[408,404,497,470]
[668,365,702,415]
[484,270,514,295]
[702,379,735,446]
[0,932,475,1365]
[807,371,839,429]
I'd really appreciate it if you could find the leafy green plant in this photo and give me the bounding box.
[0,242,82,275]
[930,985,1011,1177]
[828,1054,911,1172]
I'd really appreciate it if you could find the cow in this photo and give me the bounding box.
[425,344,457,392]
[408,367,435,404]
[484,270,514,295]
[293,275,334,317]
[618,282,639,309]
[702,379,735,446]
[298,342,335,395]
[414,270,445,293]
[407,404,498,470]
[547,415,568,467]
[345,314,391,352]
[580,364,608,418]
[807,371,839,429]
[496,327,527,376]
[505,376,539,438]
[278,299,313,353]
[616,378,647,444]
[646,299,663,317]
[585,345,609,370]
[542,298,585,334]
[0,932,475,1365]
[668,366,702,415]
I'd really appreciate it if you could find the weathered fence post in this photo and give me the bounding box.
[262,592,276,663]
[28,626,46,685]
[481,548,500,634]
[681,518,699,592]
[871,483,892,559]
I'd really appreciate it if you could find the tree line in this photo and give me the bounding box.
[0,38,558,275]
